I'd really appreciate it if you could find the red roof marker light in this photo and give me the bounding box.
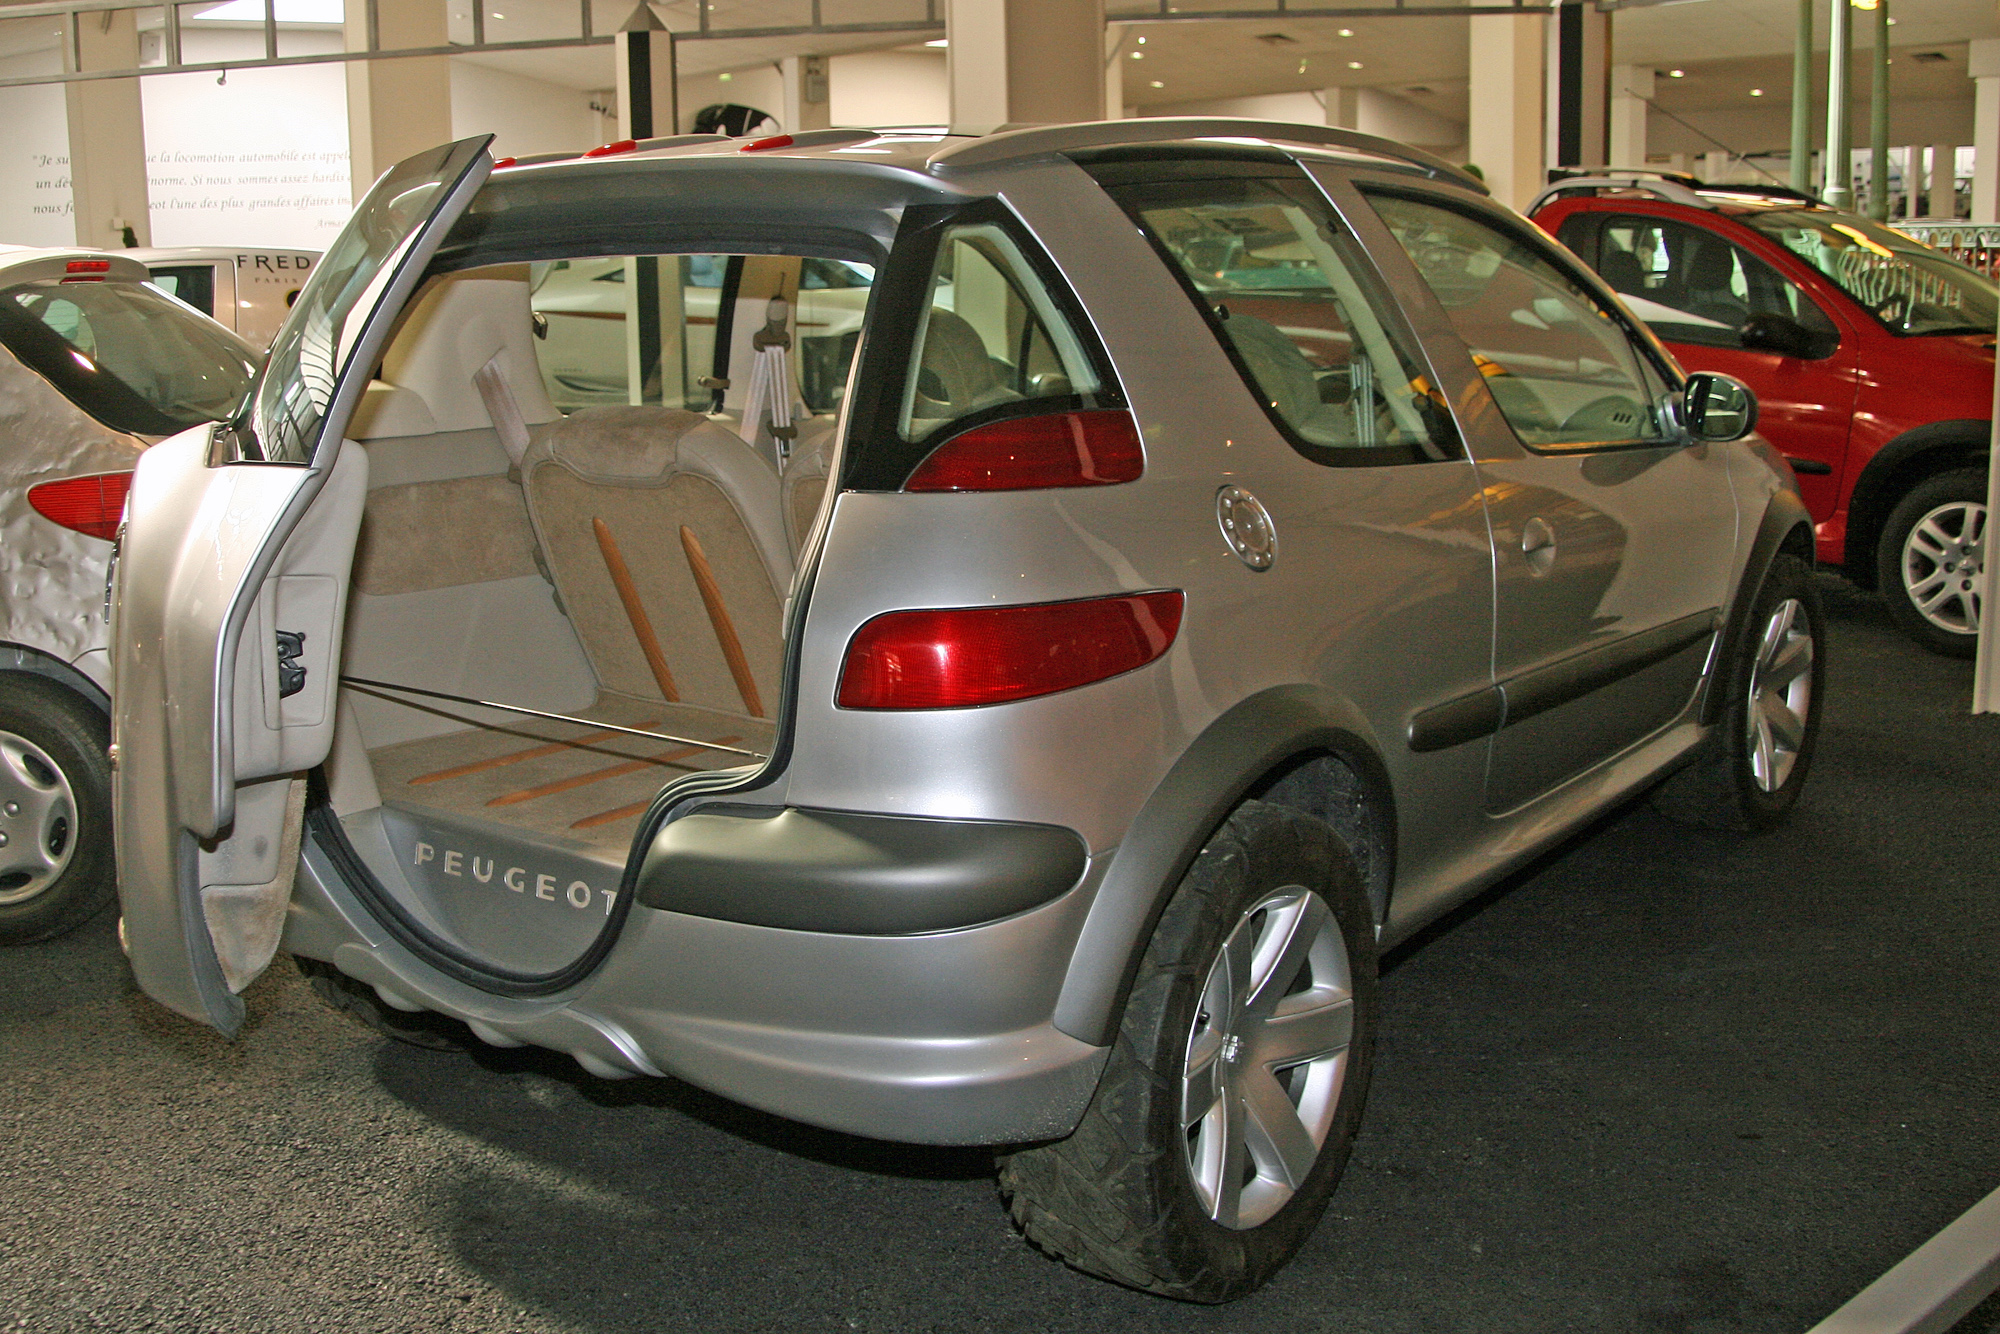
[65,259,111,273]
[742,134,795,152]
[584,139,637,158]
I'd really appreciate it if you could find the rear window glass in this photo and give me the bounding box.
[148,264,216,318]
[0,279,259,436]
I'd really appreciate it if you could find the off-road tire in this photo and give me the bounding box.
[296,955,473,1051]
[1653,554,1825,832]
[0,675,114,945]
[997,800,1377,1303]
[1876,468,1986,658]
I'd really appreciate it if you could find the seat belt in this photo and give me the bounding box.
[473,351,532,469]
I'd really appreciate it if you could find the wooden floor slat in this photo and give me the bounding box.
[406,724,655,786]
[570,800,653,831]
[485,736,741,809]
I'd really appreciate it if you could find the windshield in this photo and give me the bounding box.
[226,140,482,464]
[1744,208,1999,336]
[0,279,258,436]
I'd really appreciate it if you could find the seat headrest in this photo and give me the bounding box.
[917,308,1004,408]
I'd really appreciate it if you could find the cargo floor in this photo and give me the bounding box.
[358,691,774,857]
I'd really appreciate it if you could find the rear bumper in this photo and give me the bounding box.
[287,832,1112,1145]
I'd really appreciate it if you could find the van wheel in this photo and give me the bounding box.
[1877,468,1985,658]
[1654,554,1825,832]
[997,801,1376,1302]
[295,955,473,1051]
[0,676,113,945]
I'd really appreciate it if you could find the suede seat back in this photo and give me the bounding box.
[519,406,792,717]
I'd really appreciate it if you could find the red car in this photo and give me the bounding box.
[1532,175,1997,656]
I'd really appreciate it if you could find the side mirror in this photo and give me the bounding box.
[1681,372,1758,443]
[1739,311,1821,359]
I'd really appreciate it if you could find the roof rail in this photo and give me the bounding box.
[928,118,1487,194]
[1527,174,1715,214]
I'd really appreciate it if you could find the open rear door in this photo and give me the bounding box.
[112,137,493,1034]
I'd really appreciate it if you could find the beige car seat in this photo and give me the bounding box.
[780,418,838,555]
[519,407,793,719]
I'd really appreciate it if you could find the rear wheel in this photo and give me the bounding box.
[997,801,1376,1303]
[0,676,113,945]
[1877,468,1985,658]
[1654,554,1824,832]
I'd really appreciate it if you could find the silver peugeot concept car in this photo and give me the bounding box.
[108,122,1821,1301]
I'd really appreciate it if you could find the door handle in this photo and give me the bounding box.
[1521,517,1557,576]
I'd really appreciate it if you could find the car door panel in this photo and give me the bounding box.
[111,137,492,1034]
[1358,187,1738,811]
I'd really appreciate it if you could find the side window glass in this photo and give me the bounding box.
[1104,174,1448,464]
[1369,193,1674,452]
[1597,216,1840,356]
[898,223,1102,445]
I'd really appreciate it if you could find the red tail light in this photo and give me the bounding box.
[837,591,1183,710]
[65,259,111,273]
[904,409,1144,492]
[27,472,131,542]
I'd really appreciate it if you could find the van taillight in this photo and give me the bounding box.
[27,472,131,541]
[903,409,1143,492]
[836,591,1183,710]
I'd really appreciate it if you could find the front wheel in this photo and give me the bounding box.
[1654,553,1825,832]
[1876,468,1986,658]
[0,675,113,945]
[997,801,1377,1302]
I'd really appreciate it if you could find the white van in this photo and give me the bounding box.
[127,246,319,347]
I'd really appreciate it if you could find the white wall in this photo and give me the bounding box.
[0,74,72,246]
[1352,88,1462,154]
[679,65,786,134]
[828,50,947,129]
[1142,90,1327,124]
[141,28,351,249]
[451,58,599,158]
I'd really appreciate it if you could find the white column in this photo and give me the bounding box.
[1324,87,1360,130]
[1467,3,1545,210]
[947,0,1103,135]
[615,5,678,138]
[1926,142,1950,216]
[64,10,150,248]
[1701,149,1729,182]
[780,56,831,133]
[1103,24,1124,120]
[1608,64,1652,171]
[344,0,451,201]
[1971,39,2000,224]
[1896,145,1915,218]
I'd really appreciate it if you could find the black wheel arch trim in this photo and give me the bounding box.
[1845,419,1989,577]
[1051,684,1394,1048]
[1702,489,1816,728]
[0,645,108,715]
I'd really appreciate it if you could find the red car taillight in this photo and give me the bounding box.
[27,472,132,542]
[903,409,1143,492]
[836,591,1183,710]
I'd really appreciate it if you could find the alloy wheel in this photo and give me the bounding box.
[0,729,78,905]
[1182,888,1353,1229]
[1900,499,1985,637]
[1746,597,1815,793]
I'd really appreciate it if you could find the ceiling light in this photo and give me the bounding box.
[1750,88,1764,96]
[1347,60,1362,69]
[1150,80,1164,88]
[1338,27,1353,36]
[924,38,946,47]
[1669,69,1685,77]
[1130,50,1143,58]
[719,72,732,81]
[1850,0,1877,9]
[1137,35,1146,43]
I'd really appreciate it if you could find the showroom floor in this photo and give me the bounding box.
[3,575,1998,1334]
